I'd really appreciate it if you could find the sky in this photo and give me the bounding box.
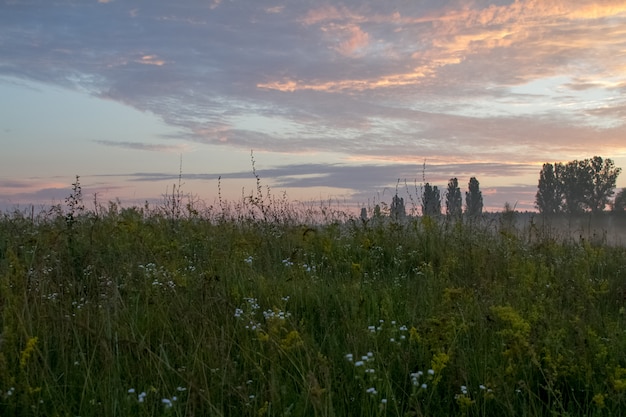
[1,0,626,214]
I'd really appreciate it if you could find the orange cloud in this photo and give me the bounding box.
[424,0,626,47]
[261,0,626,92]
[257,66,432,93]
[564,1,626,19]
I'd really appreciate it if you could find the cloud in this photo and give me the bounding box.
[259,0,626,94]
[138,55,166,66]
[1,0,625,209]
[115,160,535,191]
[331,23,371,56]
[0,179,32,189]
[300,5,364,26]
[95,140,190,152]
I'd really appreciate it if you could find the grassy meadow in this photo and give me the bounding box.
[1,189,626,416]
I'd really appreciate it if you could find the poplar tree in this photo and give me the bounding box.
[535,163,562,214]
[422,183,441,216]
[445,177,463,218]
[465,177,483,217]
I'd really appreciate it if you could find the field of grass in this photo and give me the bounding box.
[1,194,626,416]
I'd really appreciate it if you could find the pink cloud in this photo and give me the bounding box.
[264,1,626,93]
[321,23,370,56]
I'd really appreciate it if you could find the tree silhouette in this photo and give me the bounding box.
[536,156,621,214]
[422,183,441,216]
[535,163,562,214]
[465,177,483,217]
[390,194,406,221]
[560,160,592,214]
[445,177,462,218]
[587,156,622,213]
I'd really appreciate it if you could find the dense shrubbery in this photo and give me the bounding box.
[1,195,626,416]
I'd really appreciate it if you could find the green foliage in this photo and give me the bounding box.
[1,195,626,416]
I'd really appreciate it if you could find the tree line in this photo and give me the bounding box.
[383,177,483,220]
[420,176,483,217]
[388,155,624,219]
[535,156,624,214]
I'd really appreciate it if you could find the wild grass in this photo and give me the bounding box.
[1,187,626,416]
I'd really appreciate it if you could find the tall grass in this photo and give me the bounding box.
[1,187,626,416]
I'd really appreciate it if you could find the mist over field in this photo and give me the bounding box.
[481,212,626,246]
